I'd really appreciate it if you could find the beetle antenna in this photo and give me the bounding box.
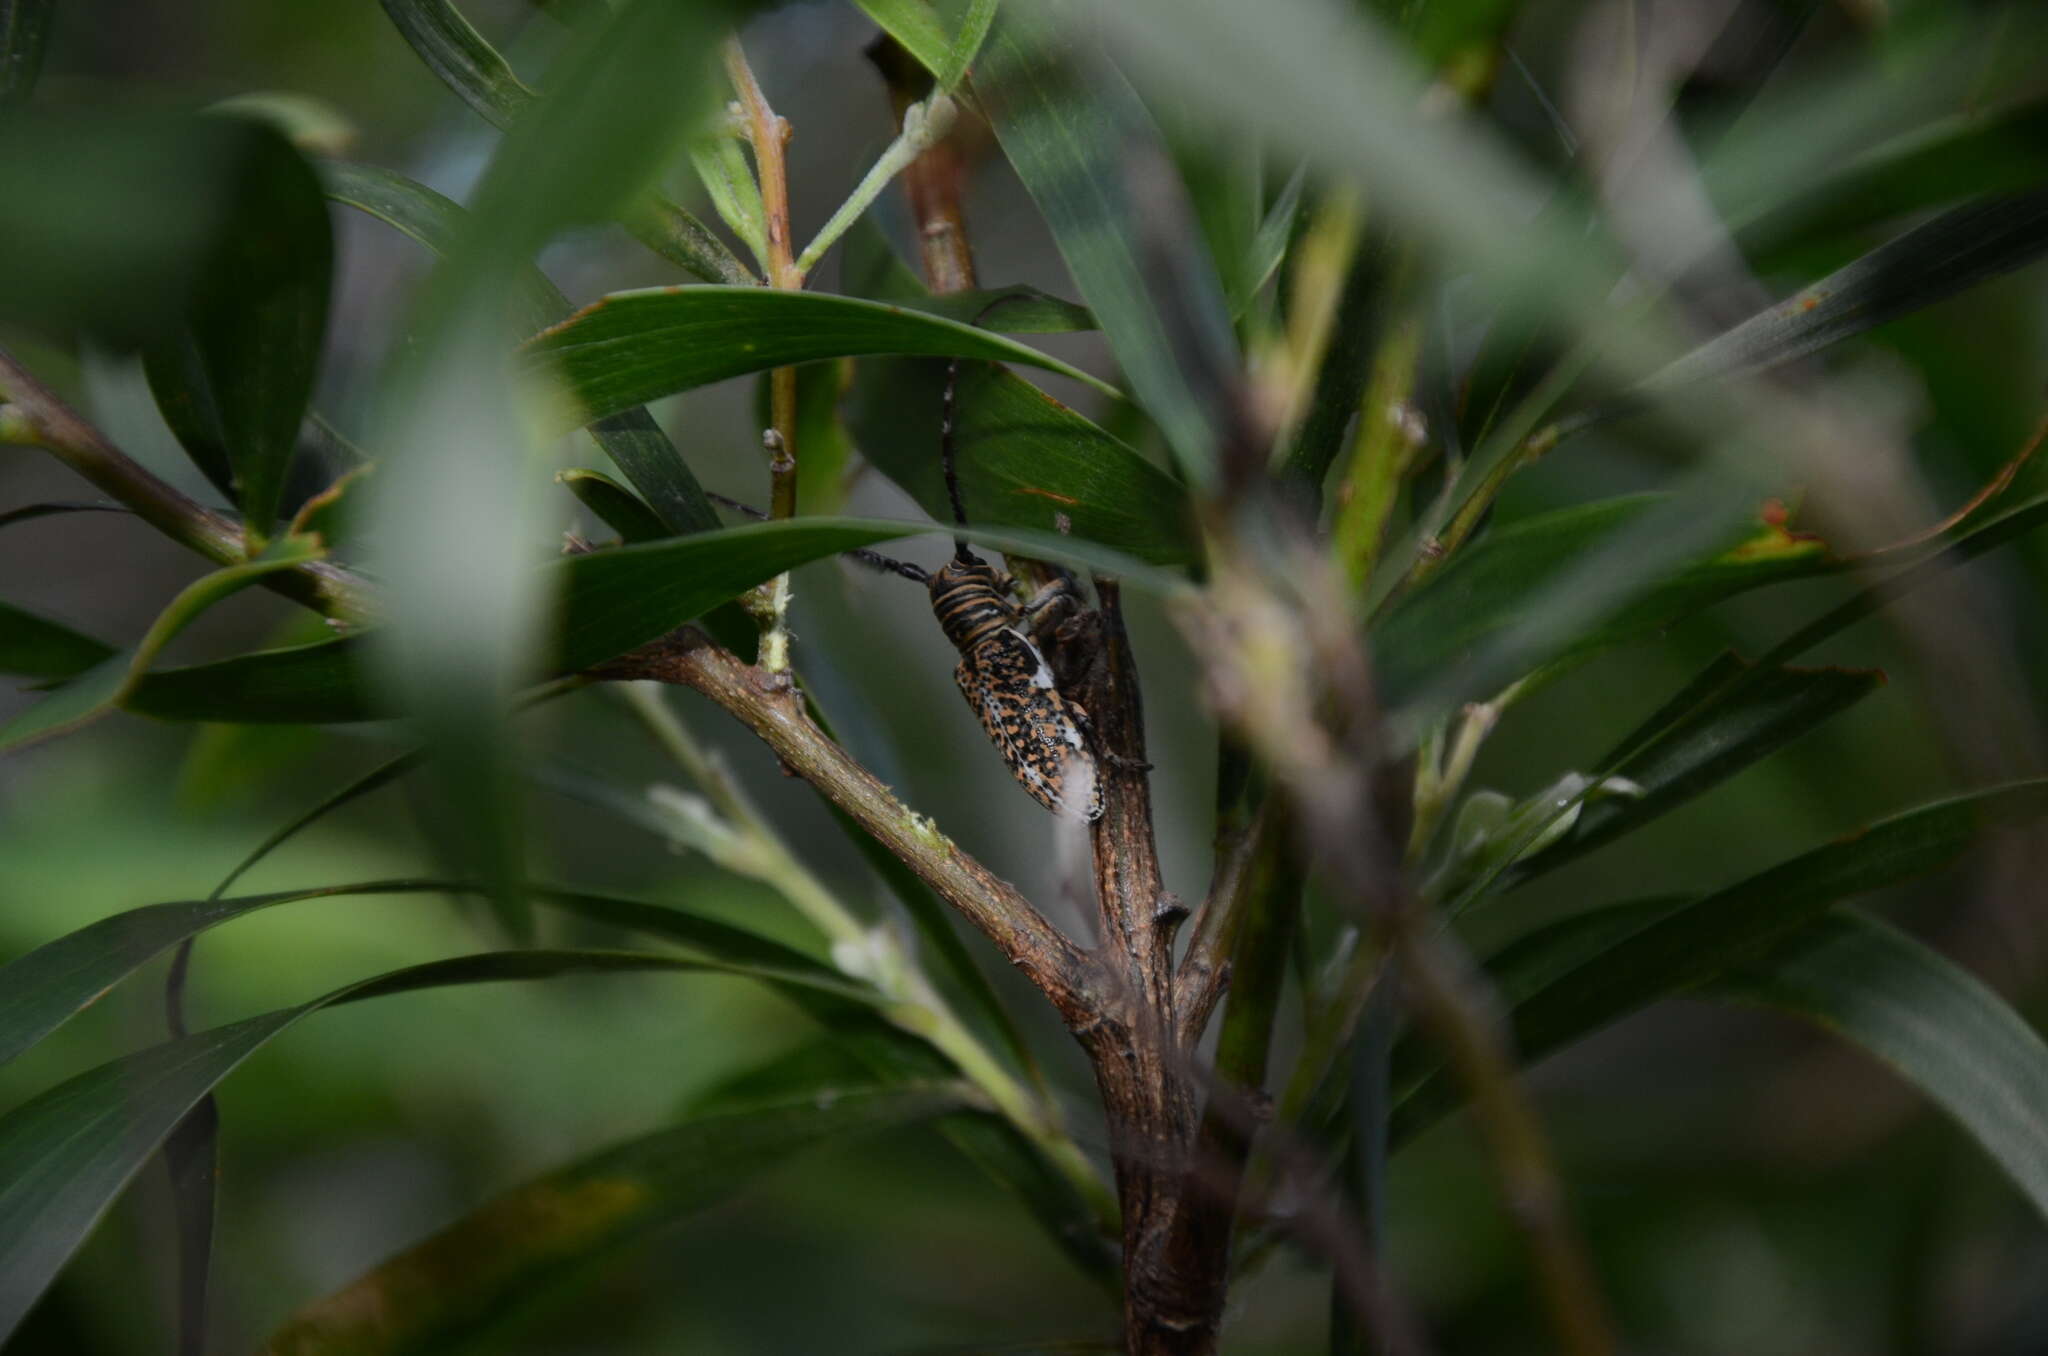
[941,291,1043,566]
[940,356,973,563]
[708,492,929,584]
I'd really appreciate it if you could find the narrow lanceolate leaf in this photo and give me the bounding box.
[523,286,1119,430]
[113,519,1176,728]
[0,113,301,346]
[317,160,559,333]
[1504,655,1887,886]
[1636,188,2048,398]
[0,538,324,752]
[561,468,670,543]
[0,601,115,681]
[852,0,952,79]
[1372,495,1832,715]
[554,516,1175,671]
[261,1085,969,1353]
[320,161,719,535]
[0,879,874,1075]
[378,0,533,128]
[0,502,128,533]
[143,120,333,540]
[0,949,849,1344]
[124,636,375,725]
[847,359,1198,566]
[937,0,998,90]
[1392,780,2048,1143]
[1728,97,2048,264]
[978,12,1239,486]
[1711,909,2048,1224]
[0,0,54,106]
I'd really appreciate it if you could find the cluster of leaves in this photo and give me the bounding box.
[2,0,2048,1350]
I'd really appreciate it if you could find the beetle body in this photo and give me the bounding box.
[928,554,1103,822]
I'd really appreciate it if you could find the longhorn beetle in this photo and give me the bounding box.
[713,329,1105,823]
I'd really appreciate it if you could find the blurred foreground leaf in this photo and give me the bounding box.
[1372,495,1830,716]
[979,12,1237,485]
[1713,909,2048,1221]
[0,947,869,1343]
[261,1084,971,1354]
[321,160,720,535]
[0,113,321,345]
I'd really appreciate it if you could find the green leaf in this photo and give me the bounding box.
[261,1083,970,1352]
[0,0,54,106]
[0,947,848,1344]
[125,636,374,725]
[852,0,953,80]
[1711,909,2048,1223]
[847,360,1197,565]
[977,13,1237,485]
[553,516,1177,672]
[0,113,306,345]
[367,1,743,936]
[1372,495,1832,717]
[1392,780,2048,1144]
[0,601,114,681]
[524,286,1120,430]
[115,518,1178,727]
[0,538,325,752]
[285,463,372,547]
[142,119,332,541]
[377,0,533,128]
[560,468,670,543]
[890,286,1096,335]
[0,879,875,1076]
[317,159,559,333]
[320,161,720,534]
[1506,655,1886,885]
[1728,97,2048,265]
[1635,188,2048,400]
[1236,161,1305,318]
[838,215,1097,335]
[587,407,720,535]
[937,0,998,90]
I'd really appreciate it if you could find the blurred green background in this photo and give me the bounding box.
[5,0,2048,1352]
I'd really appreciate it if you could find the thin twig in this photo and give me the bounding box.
[1175,798,1283,1046]
[595,627,1101,1022]
[0,354,375,623]
[724,36,803,668]
[868,33,978,293]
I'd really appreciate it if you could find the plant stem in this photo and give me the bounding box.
[0,353,375,623]
[620,682,1106,1210]
[794,92,957,276]
[869,34,978,293]
[725,36,802,670]
[1330,285,1424,593]
[1175,797,1285,1046]
[596,628,1101,1021]
[1394,926,1616,1356]
[622,192,760,286]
